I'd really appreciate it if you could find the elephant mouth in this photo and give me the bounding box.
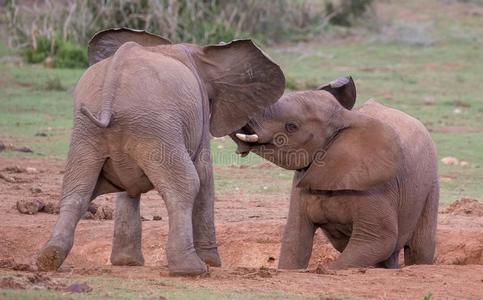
[232,124,266,157]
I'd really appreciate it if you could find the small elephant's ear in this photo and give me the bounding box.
[318,76,356,110]
[196,40,285,137]
[88,28,171,66]
[296,110,401,191]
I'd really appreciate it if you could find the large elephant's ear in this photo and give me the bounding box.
[88,28,171,66]
[196,40,285,137]
[296,110,401,191]
[318,76,356,110]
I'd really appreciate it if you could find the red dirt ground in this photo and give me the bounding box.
[0,158,482,299]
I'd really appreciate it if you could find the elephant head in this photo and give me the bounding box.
[232,76,402,191]
[87,28,285,137]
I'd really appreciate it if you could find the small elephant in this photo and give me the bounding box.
[36,28,285,275]
[232,77,438,269]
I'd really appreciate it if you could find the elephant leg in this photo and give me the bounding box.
[278,181,316,269]
[330,212,398,269]
[192,150,221,267]
[139,150,206,276]
[320,225,351,253]
[404,182,439,265]
[375,249,400,269]
[110,192,144,266]
[37,139,105,271]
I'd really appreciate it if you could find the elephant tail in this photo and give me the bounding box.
[80,104,111,128]
[80,41,139,128]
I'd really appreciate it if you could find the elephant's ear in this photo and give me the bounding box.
[296,111,401,191]
[88,28,171,66]
[318,76,356,110]
[196,40,285,137]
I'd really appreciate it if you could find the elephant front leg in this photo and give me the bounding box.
[278,184,316,269]
[330,213,398,269]
[110,192,144,266]
[192,151,221,267]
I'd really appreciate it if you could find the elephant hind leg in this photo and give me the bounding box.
[136,147,207,276]
[404,182,439,265]
[37,139,106,271]
[110,193,144,266]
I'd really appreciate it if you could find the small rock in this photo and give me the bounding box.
[64,283,92,293]
[0,173,16,183]
[30,187,42,194]
[423,96,435,106]
[453,99,471,108]
[42,202,60,214]
[4,166,24,173]
[14,147,33,153]
[257,268,272,278]
[12,263,33,272]
[314,265,336,275]
[441,156,459,165]
[87,203,98,215]
[460,161,469,167]
[25,167,39,174]
[153,215,162,221]
[453,108,462,114]
[16,199,45,215]
[94,205,113,220]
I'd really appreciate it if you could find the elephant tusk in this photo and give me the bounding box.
[236,133,259,143]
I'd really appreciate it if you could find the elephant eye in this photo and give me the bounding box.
[285,122,299,133]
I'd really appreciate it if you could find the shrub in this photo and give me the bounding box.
[325,0,375,27]
[24,36,52,64]
[5,0,375,68]
[53,41,87,69]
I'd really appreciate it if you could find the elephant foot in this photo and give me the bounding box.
[36,245,66,271]
[110,252,145,266]
[196,248,221,267]
[168,251,208,276]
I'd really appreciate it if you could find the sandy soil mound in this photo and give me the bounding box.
[442,197,483,217]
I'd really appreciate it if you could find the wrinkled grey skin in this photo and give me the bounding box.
[36,28,285,276]
[231,77,439,269]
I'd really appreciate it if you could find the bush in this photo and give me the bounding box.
[21,34,87,69]
[24,36,52,64]
[325,0,375,27]
[5,0,375,68]
[52,41,87,69]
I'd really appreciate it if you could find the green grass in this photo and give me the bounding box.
[0,274,314,300]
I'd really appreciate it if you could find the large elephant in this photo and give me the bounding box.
[36,28,285,275]
[231,77,438,269]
